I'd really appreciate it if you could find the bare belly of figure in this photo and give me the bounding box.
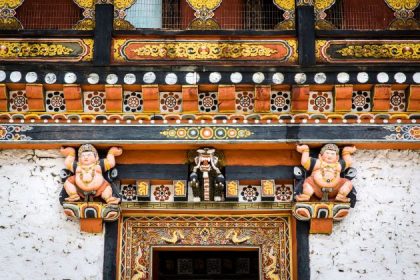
[313,170,340,189]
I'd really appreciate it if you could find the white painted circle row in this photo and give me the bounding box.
[0,70,419,84]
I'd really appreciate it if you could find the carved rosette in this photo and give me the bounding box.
[385,0,420,30]
[113,0,135,30]
[314,0,336,29]
[72,0,95,30]
[0,0,24,30]
[273,0,296,30]
[186,0,222,29]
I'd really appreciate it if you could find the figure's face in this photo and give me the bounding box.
[320,149,338,163]
[79,151,97,165]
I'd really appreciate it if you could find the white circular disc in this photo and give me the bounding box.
[314,72,327,84]
[10,71,22,83]
[87,73,99,84]
[124,73,136,85]
[230,72,242,83]
[394,72,406,84]
[272,73,284,84]
[45,73,57,84]
[64,72,77,84]
[357,72,369,83]
[413,72,420,84]
[252,72,265,84]
[165,73,177,85]
[377,72,389,83]
[186,72,200,85]
[106,74,118,85]
[209,72,221,83]
[294,73,306,84]
[25,72,37,83]
[337,72,350,84]
[0,71,5,82]
[143,72,156,84]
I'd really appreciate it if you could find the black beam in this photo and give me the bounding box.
[118,164,188,180]
[94,4,114,66]
[1,124,418,144]
[225,166,294,180]
[296,4,316,66]
[103,220,118,280]
[297,220,310,280]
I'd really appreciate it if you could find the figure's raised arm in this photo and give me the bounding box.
[296,144,311,170]
[61,147,76,172]
[104,147,123,170]
[342,146,356,168]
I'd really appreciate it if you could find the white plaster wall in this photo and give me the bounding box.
[0,150,104,280]
[310,150,420,280]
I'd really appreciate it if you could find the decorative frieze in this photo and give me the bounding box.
[113,39,297,63]
[317,40,420,63]
[0,39,93,62]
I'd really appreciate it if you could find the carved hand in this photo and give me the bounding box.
[60,147,76,156]
[343,146,357,154]
[108,147,123,157]
[296,144,309,153]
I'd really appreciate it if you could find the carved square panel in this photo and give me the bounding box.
[236,258,250,274]
[177,259,193,275]
[151,185,174,202]
[236,91,254,113]
[123,91,143,113]
[46,91,66,112]
[207,258,222,275]
[83,91,106,113]
[351,90,372,112]
[9,90,28,112]
[308,91,333,113]
[389,90,407,112]
[270,91,291,113]
[239,185,261,202]
[121,184,137,202]
[160,92,182,113]
[274,184,293,202]
[198,92,218,113]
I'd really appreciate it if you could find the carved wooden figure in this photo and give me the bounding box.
[60,144,122,204]
[188,148,225,202]
[295,143,356,202]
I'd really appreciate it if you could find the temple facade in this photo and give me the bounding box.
[0,1,419,279]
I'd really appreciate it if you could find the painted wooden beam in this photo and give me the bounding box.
[0,124,418,144]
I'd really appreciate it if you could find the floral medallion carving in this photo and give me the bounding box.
[46,91,66,112]
[352,91,372,112]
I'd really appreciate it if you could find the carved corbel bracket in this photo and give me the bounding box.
[293,202,350,234]
[63,202,120,233]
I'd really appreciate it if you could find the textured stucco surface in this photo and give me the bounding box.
[0,150,104,280]
[310,150,420,280]
[0,149,419,280]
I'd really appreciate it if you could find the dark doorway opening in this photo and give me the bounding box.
[152,248,260,280]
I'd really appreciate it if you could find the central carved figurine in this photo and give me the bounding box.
[295,144,356,202]
[61,144,122,204]
[189,148,225,202]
